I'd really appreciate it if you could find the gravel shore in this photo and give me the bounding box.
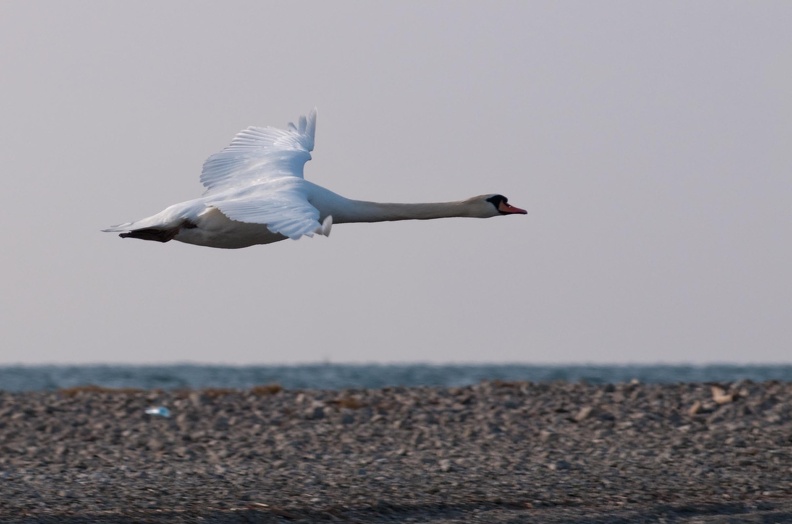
[1,381,791,523]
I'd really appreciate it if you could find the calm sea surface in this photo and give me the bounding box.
[0,364,790,392]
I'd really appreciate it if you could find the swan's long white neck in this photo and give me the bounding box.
[308,185,487,224]
[331,199,483,223]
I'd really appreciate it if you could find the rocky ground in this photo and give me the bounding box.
[0,380,791,523]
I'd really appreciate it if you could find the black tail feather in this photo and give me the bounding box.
[119,227,179,243]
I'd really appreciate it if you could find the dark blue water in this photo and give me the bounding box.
[0,364,790,392]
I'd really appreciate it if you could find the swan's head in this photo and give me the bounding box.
[474,194,527,217]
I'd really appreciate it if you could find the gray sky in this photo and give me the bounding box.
[1,1,790,364]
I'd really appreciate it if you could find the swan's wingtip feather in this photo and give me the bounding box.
[306,108,317,139]
[320,215,333,237]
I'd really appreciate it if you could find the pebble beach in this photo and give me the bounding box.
[1,380,791,523]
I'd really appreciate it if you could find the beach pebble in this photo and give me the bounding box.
[574,405,593,422]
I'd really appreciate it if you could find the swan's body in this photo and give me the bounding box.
[104,109,526,249]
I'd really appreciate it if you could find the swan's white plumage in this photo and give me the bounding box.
[192,110,323,241]
[105,109,326,245]
[210,179,323,240]
[104,108,525,249]
[200,109,316,192]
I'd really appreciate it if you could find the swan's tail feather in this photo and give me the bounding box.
[118,226,180,243]
[101,222,135,233]
[103,216,191,243]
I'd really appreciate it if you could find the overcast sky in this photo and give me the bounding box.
[0,2,789,364]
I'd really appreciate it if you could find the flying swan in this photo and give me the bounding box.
[103,109,526,249]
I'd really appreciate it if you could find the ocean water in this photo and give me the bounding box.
[0,364,790,392]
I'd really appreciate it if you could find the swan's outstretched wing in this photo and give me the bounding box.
[209,181,331,240]
[200,109,317,193]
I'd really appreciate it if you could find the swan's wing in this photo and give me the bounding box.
[200,109,317,193]
[209,187,327,240]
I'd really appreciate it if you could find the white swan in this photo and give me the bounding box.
[103,109,526,249]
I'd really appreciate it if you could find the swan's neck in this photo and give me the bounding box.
[330,198,479,224]
[306,183,493,223]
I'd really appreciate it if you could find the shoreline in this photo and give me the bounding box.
[1,381,790,522]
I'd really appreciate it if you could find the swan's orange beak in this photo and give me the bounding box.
[499,201,527,215]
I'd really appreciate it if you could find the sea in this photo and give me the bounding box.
[0,364,790,392]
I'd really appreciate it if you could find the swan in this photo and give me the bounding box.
[103,109,526,249]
